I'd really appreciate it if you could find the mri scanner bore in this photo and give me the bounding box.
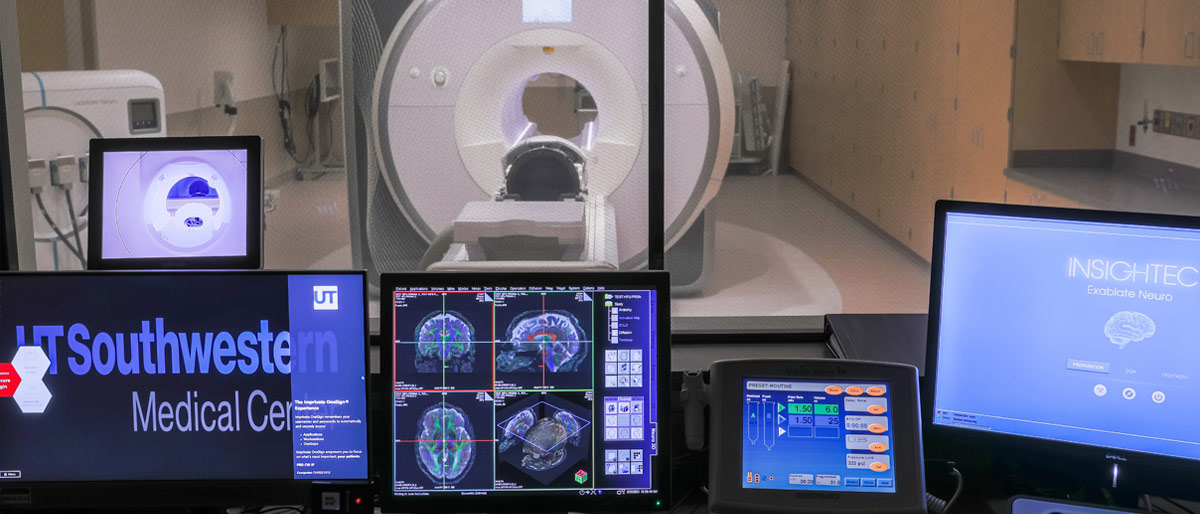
[360,0,733,280]
[99,149,248,259]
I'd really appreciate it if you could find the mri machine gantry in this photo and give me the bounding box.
[365,0,733,279]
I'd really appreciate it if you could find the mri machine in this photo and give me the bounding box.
[355,0,733,289]
[21,70,166,269]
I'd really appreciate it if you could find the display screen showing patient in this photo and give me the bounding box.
[742,379,896,493]
[387,284,660,497]
[934,210,1200,461]
[100,149,248,259]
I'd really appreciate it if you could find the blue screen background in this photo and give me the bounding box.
[934,212,1200,460]
[742,379,896,494]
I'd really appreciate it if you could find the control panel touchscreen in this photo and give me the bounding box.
[742,378,895,493]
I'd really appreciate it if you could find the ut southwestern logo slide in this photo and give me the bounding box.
[314,285,338,310]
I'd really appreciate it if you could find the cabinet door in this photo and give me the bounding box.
[1144,0,1200,66]
[1060,0,1146,63]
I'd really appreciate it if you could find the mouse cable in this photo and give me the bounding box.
[925,459,963,514]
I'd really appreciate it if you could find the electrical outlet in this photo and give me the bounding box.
[213,71,234,106]
[1151,109,1200,140]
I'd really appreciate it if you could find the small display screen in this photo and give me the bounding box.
[100,149,248,259]
[742,379,896,493]
[523,0,572,23]
[386,284,661,498]
[130,100,156,125]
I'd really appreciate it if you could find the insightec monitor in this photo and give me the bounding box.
[87,136,262,269]
[927,200,1200,471]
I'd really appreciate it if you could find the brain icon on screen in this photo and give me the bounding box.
[499,310,586,373]
[1104,311,1156,349]
[416,403,475,484]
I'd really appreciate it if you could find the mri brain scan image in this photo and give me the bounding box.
[1104,311,1156,349]
[497,402,587,472]
[496,310,586,373]
[416,403,476,484]
[414,311,476,372]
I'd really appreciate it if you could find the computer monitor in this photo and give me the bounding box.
[0,270,369,508]
[927,200,1200,472]
[377,272,670,512]
[87,136,263,269]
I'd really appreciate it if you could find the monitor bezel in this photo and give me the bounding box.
[376,271,672,513]
[708,358,926,514]
[0,269,370,509]
[925,200,1200,472]
[86,136,264,270]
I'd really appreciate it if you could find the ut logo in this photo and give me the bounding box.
[313,286,339,310]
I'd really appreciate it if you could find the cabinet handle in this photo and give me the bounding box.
[1087,32,1095,56]
[1188,32,1196,59]
[1098,32,1105,57]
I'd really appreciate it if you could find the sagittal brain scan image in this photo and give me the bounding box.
[496,310,586,373]
[416,403,476,484]
[415,311,476,372]
[498,402,588,472]
[1105,311,1156,349]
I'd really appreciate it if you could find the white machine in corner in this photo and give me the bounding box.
[367,0,734,278]
[21,70,166,270]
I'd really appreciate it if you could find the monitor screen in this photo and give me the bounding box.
[101,149,247,258]
[0,271,369,485]
[742,378,895,493]
[89,136,262,269]
[931,205,1200,462]
[380,273,667,510]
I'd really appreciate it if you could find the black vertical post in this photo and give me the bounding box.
[649,0,665,270]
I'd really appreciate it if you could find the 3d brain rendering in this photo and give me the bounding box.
[497,402,588,473]
[1104,311,1156,349]
[495,310,586,373]
[414,311,475,372]
[415,403,476,484]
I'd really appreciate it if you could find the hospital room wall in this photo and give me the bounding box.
[88,0,342,185]
[787,0,1016,261]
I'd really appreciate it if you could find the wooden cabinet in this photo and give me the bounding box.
[1059,0,1147,63]
[1143,0,1200,66]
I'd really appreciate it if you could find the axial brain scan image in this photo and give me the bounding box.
[415,311,476,372]
[416,403,476,484]
[496,310,586,373]
[1104,311,1156,349]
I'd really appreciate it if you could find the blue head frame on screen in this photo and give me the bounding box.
[924,200,1200,481]
[86,136,263,270]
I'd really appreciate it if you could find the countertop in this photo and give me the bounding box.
[1004,150,1200,215]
